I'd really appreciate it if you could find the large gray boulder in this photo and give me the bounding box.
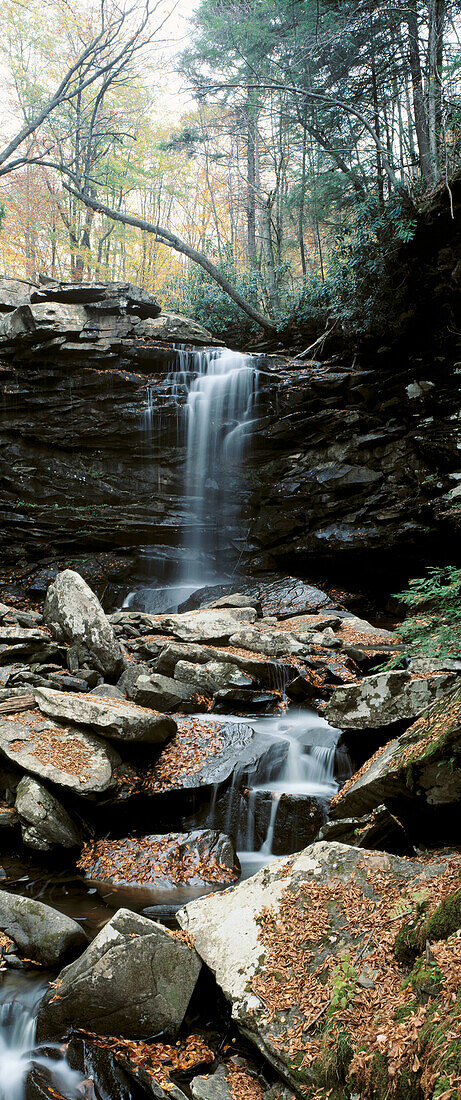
[15,776,81,851]
[228,627,306,657]
[44,569,124,677]
[178,841,459,1095]
[151,608,257,643]
[37,909,202,1040]
[329,683,461,821]
[0,889,85,966]
[325,670,457,729]
[174,659,253,693]
[0,275,36,312]
[127,672,198,712]
[35,686,175,744]
[0,709,119,796]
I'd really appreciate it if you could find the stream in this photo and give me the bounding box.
[0,346,349,1098]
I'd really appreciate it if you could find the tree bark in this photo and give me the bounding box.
[427,0,445,178]
[407,0,435,186]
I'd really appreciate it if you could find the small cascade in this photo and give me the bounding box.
[0,977,88,1100]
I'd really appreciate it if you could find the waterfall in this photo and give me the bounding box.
[133,345,259,611]
[183,348,259,581]
[0,977,88,1100]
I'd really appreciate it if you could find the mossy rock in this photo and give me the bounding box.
[419,994,461,1099]
[394,920,423,966]
[424,887,461,942]
[407,956,444,1002]
[368,1051,424,1100]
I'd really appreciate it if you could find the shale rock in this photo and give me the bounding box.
[44,569,124,677]
[35,685,176,744]
[174,659,254,692]
[318,804,409,854]
[152,609,257,643]
[128,672,198,712]
[0,709,119,796]
[79,829,239,901]
[37,909,202,1040]
[15,776,82,851]
[178,841,460,1094]
[0,889,85,966]
[329,684,461,828]
[325,670,457,729]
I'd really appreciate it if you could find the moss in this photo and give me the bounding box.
[394,998,418,1023]
[368,1051,424,1100]
[321,1030,353,1090]
[394,920,423,966]
[420,994,461,1099]
[407,956,444,1001]
[424,888,461,942]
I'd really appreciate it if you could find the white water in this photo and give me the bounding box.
[131,345,259,611]
[204,708,350,876]
[0,978,89,1100]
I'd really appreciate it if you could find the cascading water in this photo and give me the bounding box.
[0,976,88,1100]
[183,348,259,582]
[205,709,351,875]
[126,345,260,612]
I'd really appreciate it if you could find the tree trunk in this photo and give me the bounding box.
[407,0,435,186]
[427,0,445,179]
[246,88,258,266]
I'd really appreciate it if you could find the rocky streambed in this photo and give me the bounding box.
[0,564,459,1100]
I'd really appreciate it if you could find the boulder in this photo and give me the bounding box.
[0,709,119,796]
[228,628,305,658]
[242,576,335,619]
[15,776,82,851]
[142,717,282,796]
[78,830,239,902]
[325,670,457,729]
[153,642,281,687]
[34,686,176,744]
[151,609,257,643]
[318,804,409,855]
[178,841,460,1095]
[0,275,36,312]
[0,626,50,644]
[329,683,461,825]
[174,659,254,692]
[128,672,198,712]
[37,909,202,1040]
[44,569,124,677]
[0,889,85,966]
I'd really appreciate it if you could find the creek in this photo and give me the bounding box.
[0,346,348,1099]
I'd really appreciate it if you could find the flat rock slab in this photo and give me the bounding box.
[37,908,202,1040]
[78,830,239,898]
[0,709,119,796]
[244,576,335,619]
[35,686,176,744]
[329,683,461,819]
[130,717,257,795]
[150,609,257,643]
[0,626,50,643]
[325,670,457,729]
[0,888,85,966]
[178,841,460,1094]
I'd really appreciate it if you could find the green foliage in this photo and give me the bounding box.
[327,952,358,1015]
[389,566,461,663]
[285,192,418,343]
[165,242,262,342]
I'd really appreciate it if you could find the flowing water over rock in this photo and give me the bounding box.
[126,346,260,613]
[0,975,86,1100]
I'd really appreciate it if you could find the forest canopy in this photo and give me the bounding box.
[0,0,460,334]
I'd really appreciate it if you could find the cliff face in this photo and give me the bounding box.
[0,276,459,601]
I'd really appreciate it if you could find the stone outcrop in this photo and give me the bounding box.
[0,888,86,966]
[325,669,457,729]
[15,775,82,851]
[0,708,119,796]
[329,683,461,831]
[37,908,202,1040]
[44,569,124,676]
[34,685,176,744]
[178,841,461,1096]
